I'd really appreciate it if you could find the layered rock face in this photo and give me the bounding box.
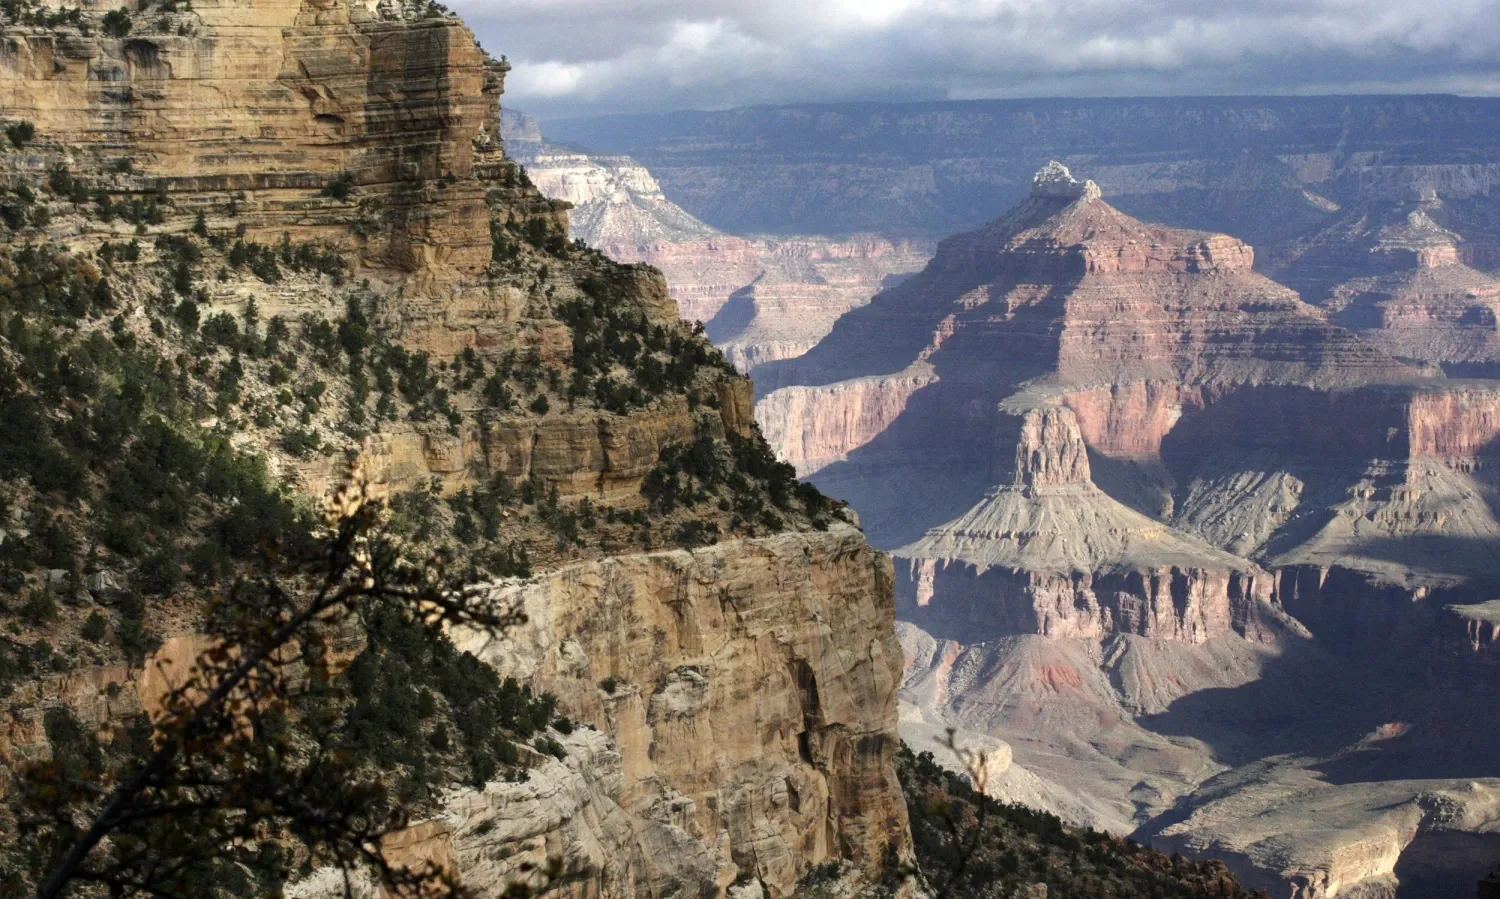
[503,111,931,368]
[2,0,514,283]
[755,162,1424,537]
[449,526,907,896]
[294,528,908,899]
[0,4,912,895]
[503,112,723,252]
[705,235,930,372]
[896,407,1275,648]
[755,163,1500,896]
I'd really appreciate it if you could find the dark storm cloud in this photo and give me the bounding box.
[449,0,1500,118]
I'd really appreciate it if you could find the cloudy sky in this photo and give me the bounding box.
[449,0,1500,121]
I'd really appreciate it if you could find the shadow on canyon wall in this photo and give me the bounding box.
[1137,566,1500,785]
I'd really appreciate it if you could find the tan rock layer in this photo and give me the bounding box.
[756,371,936,476]
[452,525,911,895]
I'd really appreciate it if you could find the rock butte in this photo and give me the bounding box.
[757,162,1500,896]
[0,1,911,895]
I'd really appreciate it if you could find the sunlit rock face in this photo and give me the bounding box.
[0,5,914,895]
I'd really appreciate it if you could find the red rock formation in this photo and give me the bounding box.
[1060,382,1200,462]
[1407,384,1500,461]
[756,163,1500,896]
[754,372,935,475]
[756,162,1424,532]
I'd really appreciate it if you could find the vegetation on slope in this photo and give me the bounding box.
[2,481,552,899]
[0,94,845,897]
[891,746,1266,899]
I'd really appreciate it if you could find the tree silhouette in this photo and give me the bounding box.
[7,471,530,899]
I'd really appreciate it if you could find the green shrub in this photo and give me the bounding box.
[21,590,58,625]
[533,735,566,759]
[200,311,239,348]
[134,550,181,597]
[115,595,159,664]
[81,610,108,642]
[5,121,35,149]
[320,173,354,202]
[101,8,131,36]
[279,428,320,459]
[675,519,719,548]
[173,297,199,332]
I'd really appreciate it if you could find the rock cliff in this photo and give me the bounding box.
[450,525,907,896]
[0,2,911,894]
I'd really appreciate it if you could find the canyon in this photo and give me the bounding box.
[546,96,1500,260]
[750,161,1500,897]
[5,2,1500,894]
[503,110,932,373]
[519,99,1500,894]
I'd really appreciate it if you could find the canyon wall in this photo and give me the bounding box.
[546,96,1500,254]
[1263,197,1500,371]
[449,525,907,897]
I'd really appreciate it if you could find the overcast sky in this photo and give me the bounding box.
[449,0,1500,121]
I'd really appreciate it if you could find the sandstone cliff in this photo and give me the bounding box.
[451,525,906,896]
[0,2,911,894]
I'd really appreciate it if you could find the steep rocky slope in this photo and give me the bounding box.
[503,111,931,371]
[0,1,911,894]
[755,163,1500,897]
[894,746,1268,899]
